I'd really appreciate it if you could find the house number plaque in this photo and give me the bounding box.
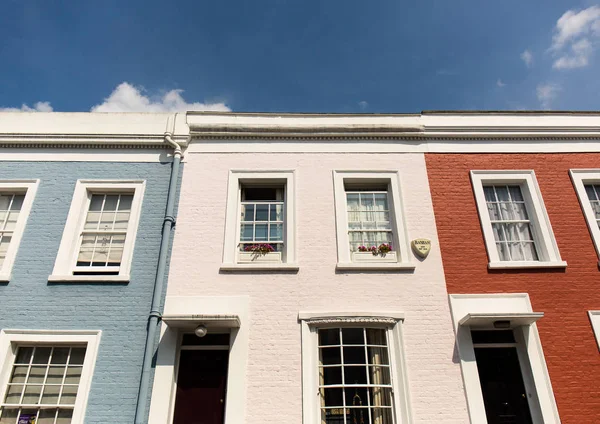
[411,238,431,258]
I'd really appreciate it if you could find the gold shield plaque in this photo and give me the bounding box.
[411,238,431,258]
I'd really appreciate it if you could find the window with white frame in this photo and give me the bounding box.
[471,171,564,269]
[239,185,285,253]
[300,313,411,424]
[333,172,411,268]
[222,171,296,268]
[346,190,393,253]
[570,170,600,259]
[50,181,145,281]
[0,330,101,424]
[318,327,394,424]
[0,181,39,281]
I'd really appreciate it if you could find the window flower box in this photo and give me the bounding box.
[352,251,398,263]
[238,251,282,263]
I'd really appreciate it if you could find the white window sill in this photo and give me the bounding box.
[0,273,10,283]
[219,263,299,272]
[336,262,415,271]
[48,274,131,283]
[487,261,567,270]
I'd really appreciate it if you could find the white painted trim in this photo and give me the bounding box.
[148,296,250,424]
[570,170,600,260]
[299,311,412,424]
[50,180,146,281]
[0,329,101,424]
[219,263,299,272]
[0,180,39,281]
[332,171,412,267]
[448,293,560,424]
[589,311,600,350]
[0,149,175,163]
[470,170,564,267]
[47,274,130,283]
[487,261,567,269]
[222,170,296,266]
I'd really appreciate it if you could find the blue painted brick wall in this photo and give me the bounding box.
[0,161,180,423]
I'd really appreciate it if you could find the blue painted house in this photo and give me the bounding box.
[0,112,187,424]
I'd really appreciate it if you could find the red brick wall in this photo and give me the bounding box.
[425,153,600,423]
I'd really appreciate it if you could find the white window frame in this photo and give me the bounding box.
[589,311,600,350]
[470,170,565,269]
[299,311,412,424]
[221,170,297,271]
[0,329,101,424]
[570,169,600,262]
[448,293,560,424]
[0,180,39,282]
[49,180,146,282]
[333,171,413,270]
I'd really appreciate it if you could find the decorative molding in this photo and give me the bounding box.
[304,316,398,325]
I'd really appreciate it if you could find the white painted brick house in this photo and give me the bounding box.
[148,112,470,424]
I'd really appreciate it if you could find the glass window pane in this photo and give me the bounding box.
[240,224,253,241]
[0,409,19,424]
[60,385,78,405]
[37,409,58,424]
[65,367,82,385]
[486,203,501,220]
[33,348,51,365]
[343,347,366,365]
[69,348,86,366]
[366,329,386,345]
[4,384,24,403]
[254,224,268,241]
[15,347,33,364]
[103,195,119,211]
[369,366,391,385]
[374,193,388,211]
[41,385,61,405]
[9,365,28,384]
[344,365,367,385]
[497,242,510,261]
[118,195,133,211]
[46,366,66,384]
[255,204,268,221]
[113,211,130,230]
[369,387,393,407]
[586,185,598,201]
[269,224,283,241]
[321,366,342,385]
[495,186,509,201]
[346,194,360,211]
[509,186,524,201]
[51,348,70,365]
[320,347,342,366]
[372,408,393,424]
[513,202,529,220]
[344,386,368,407]
[342,328,364,345]
[241,204,254,221]
[27,366,46,383]
[89,195,104,211]
[56,409,73,424]
[270,204,283,221]
[11,195,24,211]
[360,194,374,209]
[367,347,389,365]
[321,388,343,407]
[22,384,42,403]
[319,329,340,346]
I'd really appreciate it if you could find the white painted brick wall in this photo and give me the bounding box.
[168,152,469,423]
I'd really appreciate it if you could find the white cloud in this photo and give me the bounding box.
[496,79,506,87]
[536,83,561,109]
[550,6,600,69]
[520,50,533,68]
[91,82,230,112]
[358,101,368,110]
[0,101,53,112]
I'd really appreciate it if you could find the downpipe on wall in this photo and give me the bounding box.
[134,124,183,424]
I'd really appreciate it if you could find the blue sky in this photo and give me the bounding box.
[1,0,600,113]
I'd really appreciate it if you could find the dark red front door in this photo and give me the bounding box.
[172,349,229,424]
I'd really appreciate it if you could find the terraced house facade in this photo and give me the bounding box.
[0,112,187,424]
[1,111,599,424]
